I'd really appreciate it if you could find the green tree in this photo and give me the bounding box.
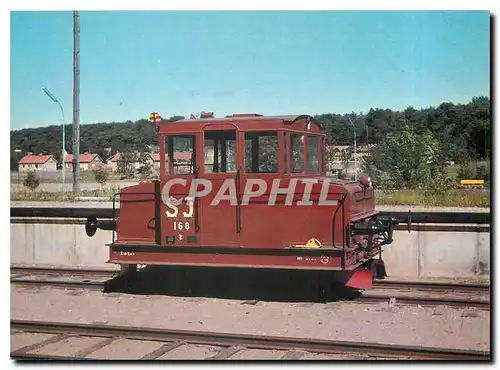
[363,122,448,190]
[10,98,491,170]
[93,167,109,189]
[475,162,490,186]
[136,152,153,179]
[364,108,396,145]
[457,161,477,180]
[23,171,40,190]
[117,152,137,179]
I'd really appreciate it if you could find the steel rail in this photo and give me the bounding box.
[10,267,490,309]
[11,266,491,292]
[10,320,490,360]
[11,352,89,360]
[10,278,489,309]
[373,280,490,293]
[10,266,117,278]
[10,279,105,290]
[357,295,489,309]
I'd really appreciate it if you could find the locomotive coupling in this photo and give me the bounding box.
[350,216,399,245]
[85,216,116,237]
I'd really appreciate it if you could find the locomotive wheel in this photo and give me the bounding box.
[103,264,138,293]
[371,259,387,280]
[119,264,138,279]
[118,264,138,291]
[317,271,334,303]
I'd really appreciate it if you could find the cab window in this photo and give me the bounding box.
[307,135,319,173]
[290,134,304,173]
[164,135,196,175]
[283,132,288,174]
[204,130,237,173]
[245,132,278,173]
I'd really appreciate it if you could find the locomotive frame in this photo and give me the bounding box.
[86,113,397,289]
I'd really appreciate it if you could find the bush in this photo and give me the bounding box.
[23,171,40,190]
[362,123,449,191]
[476,162,490,185]
[137,163,153,180]
[94,167,109,188]
[457,161,476,180]
[117,152,137,179]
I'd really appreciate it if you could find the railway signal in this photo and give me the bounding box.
[149,111,162,123]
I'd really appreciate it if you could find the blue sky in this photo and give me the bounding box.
[10,10,490,129]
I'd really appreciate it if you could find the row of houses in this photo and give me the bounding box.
[18,145,376,173]
[326,144,376,161]
[17,152,162,172]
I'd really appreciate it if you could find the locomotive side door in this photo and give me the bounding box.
[198,125,241,246]
[160,133,200,246]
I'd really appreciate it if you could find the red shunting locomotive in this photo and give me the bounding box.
[86,113,398,289]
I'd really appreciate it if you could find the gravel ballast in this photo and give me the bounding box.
[11,286,490,352]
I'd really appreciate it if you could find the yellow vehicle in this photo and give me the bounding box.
[459,179,485,189]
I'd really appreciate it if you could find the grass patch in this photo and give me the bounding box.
[35,176,125,184]
[376,189,490,208]
[12,184,490,208]
[11,171,131,185]
[11,186,121,202]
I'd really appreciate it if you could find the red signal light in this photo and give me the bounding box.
[359,175,372,189]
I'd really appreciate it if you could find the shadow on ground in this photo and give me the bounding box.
[103,265,362,303]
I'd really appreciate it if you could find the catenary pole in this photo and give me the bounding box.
[72,10,80,193]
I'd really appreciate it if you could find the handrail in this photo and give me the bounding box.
[194,166,200,233]
[236,167,242,233]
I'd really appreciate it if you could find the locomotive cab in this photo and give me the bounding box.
[87,113,397,290]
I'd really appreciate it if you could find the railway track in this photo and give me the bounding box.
[11,266,117,279]
[10,266,490,309]
[10,319,490,360]
[372,280,490,294]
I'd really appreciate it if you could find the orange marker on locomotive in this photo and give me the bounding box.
[86,112,398,289]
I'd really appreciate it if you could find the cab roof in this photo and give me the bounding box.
[163,113,325,131]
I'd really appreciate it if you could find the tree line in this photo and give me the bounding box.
[10,97,490,188]
[10,115,184,171]
[315,96,490,162]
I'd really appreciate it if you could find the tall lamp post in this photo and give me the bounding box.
[14,148,22,185]
[42,87,66,191]
[347,116,357,181]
